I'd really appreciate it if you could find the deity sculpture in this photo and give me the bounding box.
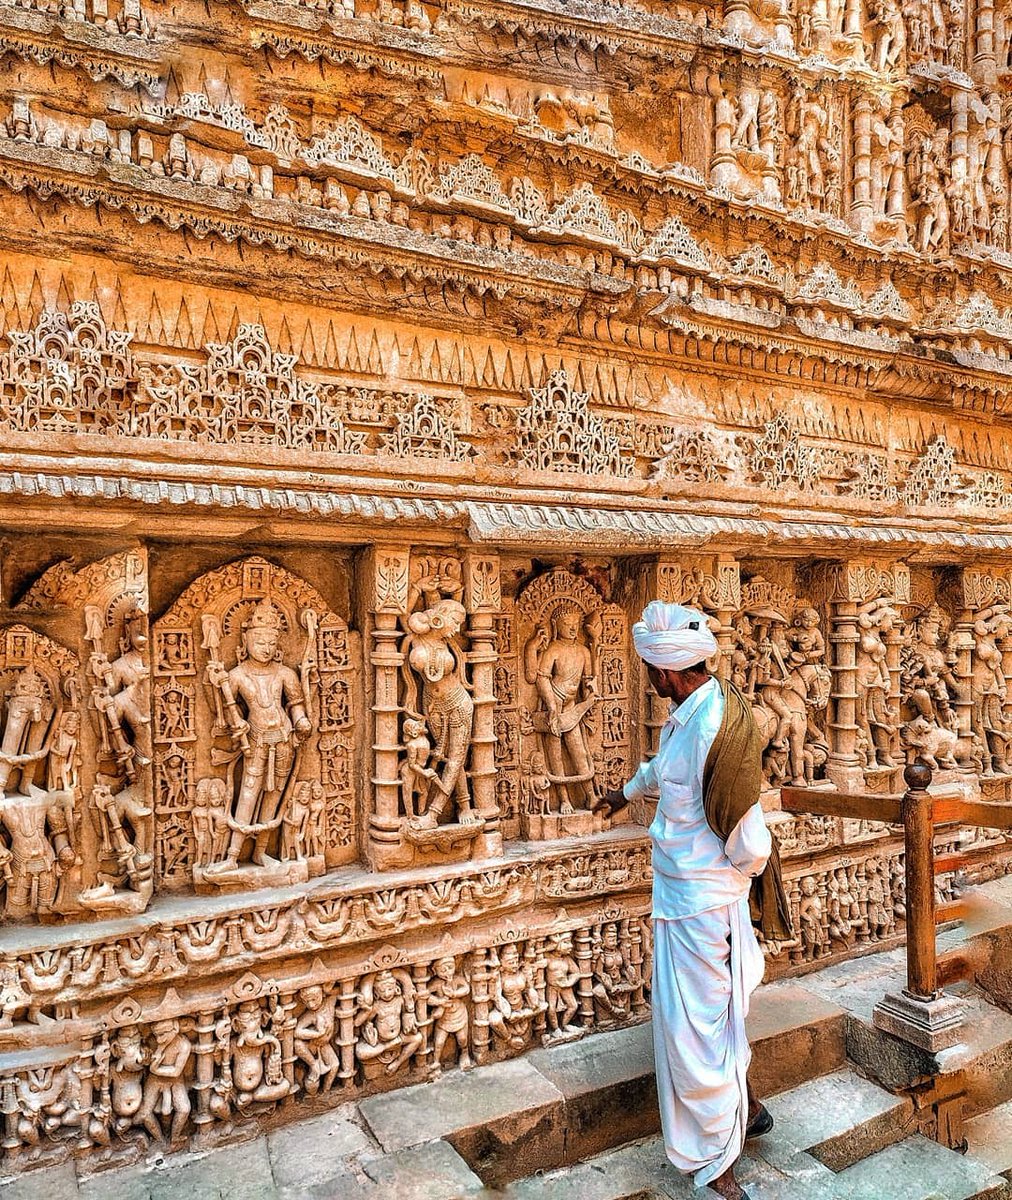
[293,985,340,1095]
[909,130,950,254]
[226,1000,290,1108]
[354,969,423,1077]
[85,604,152,781]
[523,605,600,813]
[107,1026,145,1137]
[871,107,906,221]
[79,780,153,907]
[487,943,546,1050]
[900,604,960,767]
[203,601,313,877]
[591,923,640,1022]
[0,666,77,920]
[855,598,900,770]
[136,1019,192,1144]
[867,0,905,70]
[428,955,472,1077]
[798,876,827,961]
[738,595,830,788]
[970,605,1012,775]
[400,598,479,832]
[544,932,582,1041]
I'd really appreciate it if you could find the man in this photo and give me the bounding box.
[596,601,791,1200]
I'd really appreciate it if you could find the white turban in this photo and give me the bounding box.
[632,601,717,671]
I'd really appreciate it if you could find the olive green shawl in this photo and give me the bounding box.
[702,678,793,942]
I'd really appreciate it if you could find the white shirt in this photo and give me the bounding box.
[623,676,772,921]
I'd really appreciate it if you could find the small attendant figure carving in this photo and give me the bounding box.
[137,1019,192,1144]
[355,969,424,1076]
[488,943,546,1050]
[427,956,472,1077]
[399,716,435,818]
[293,986,340,1095]
[86,605,152,781]
[855,599,900,770]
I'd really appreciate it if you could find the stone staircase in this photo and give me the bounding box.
[13,878,1012,1200]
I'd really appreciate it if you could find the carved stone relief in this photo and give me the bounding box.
[152,557,357,892]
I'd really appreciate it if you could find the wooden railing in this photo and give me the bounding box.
[782,762,1012,1050]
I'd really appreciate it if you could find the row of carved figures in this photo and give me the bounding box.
[0,922,650,1163]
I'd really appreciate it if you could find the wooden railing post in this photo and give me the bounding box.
[872,758,965,1053]
[901,760,937,1000]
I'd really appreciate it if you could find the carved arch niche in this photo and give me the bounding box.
[505,567,630,841]
[152,557,359,894]
[15,549,153,918]
[0,624,81,923]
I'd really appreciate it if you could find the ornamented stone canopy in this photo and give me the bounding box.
[1,0,1012,1178]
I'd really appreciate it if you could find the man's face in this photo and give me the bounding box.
[557,612,580,639]
[646,663,705,705]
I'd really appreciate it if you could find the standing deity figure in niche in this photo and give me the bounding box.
[399,716,435,818]
[900,605,960,767]
[970,605,1012,775]
[0,666,77,920]
[204,601,313,875]
[523,605,600,813]
[739,596,830,788]
[868,0,905,70]
[400,599,478,830]
[910,130,950,254]
[544,932,582,1040]
[86,605,152,780]
[855,599,900,769]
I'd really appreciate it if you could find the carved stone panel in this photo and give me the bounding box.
[152,557,358,892]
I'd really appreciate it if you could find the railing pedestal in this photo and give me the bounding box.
[872,760,965,1052]
[872,989,965,1053]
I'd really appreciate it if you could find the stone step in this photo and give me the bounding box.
[964,1097,1012,1178]
[826,1135,1012,1200]
[759,1066,912,1171]
[501,1133,1012,1200]
[357,985,847,1190]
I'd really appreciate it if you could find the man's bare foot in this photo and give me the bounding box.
[708,1167,747,1200]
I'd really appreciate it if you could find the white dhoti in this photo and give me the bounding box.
[653,895,765,1187]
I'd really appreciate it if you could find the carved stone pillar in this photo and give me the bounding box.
[713,556,741,683]
[827,562,910,790]
[366,546,411,871]
[828,564,864,791]
[850,93,874,232]
[463,551,504,859]
[975,0,997,76]
[950,92,970,205]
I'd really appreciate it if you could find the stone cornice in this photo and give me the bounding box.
[4,466,1012,559]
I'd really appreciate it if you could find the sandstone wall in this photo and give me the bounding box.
[1,0,1012,1176]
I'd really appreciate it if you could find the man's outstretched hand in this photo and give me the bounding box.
[592,787,629,816]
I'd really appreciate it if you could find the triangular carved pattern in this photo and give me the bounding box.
[138,325,366,452]
[744,413,827,492]
[379,394,475,461]
[0,302,135,434]
[509,371,634,477]
[901,435,968,508]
